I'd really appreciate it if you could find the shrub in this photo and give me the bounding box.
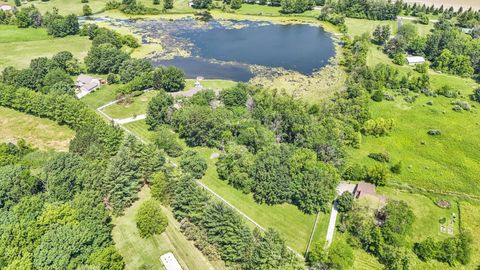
[415,62,429,73]
[427,129,441,136]
[390,161,402,174]
[393,53,407,65]
[371,89,384,102]
[436,85,458,98]
[368,152,390,163]
[336,192,354,212]
[342,163,367,181]
[470,88,480,102]
[366,164,389,186]
[180,150,207,179]
[362,118,395,137]
[136,199,168,238]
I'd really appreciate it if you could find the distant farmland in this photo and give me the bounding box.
[404,0,480,10]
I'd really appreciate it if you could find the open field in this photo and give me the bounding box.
[403,0,480,10]
[3,0,108,15]
[0,26,91,70]
[112,187,225,270]
[0,107,74,151]
[347,45,480,197]
[345,17,433,38]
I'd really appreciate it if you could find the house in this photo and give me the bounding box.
[406,56,425,65]
[75,74,101,98]
[353,182,387,203]
[160,253,183,270]
[0,4,12,11]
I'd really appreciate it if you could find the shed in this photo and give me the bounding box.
[406,56,425,65]
[160,252,183,270]
[76,74,101,92]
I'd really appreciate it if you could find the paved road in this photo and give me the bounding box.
[325,203,338,246]
[114,114,146,125]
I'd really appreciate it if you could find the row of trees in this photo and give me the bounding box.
[151,170,303,269]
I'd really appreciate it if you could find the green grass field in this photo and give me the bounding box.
[101,80,237,119]
[345,18,433,37]
[0,25,91,70]
[112,187,225,270]
[0,106,74,151]
[4,0,108,15]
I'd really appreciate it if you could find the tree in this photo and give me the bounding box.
[328,238,355,270]
[180,150,207,179]
[372,25,391,45]
[230,0,242,9]
[154,125,183,157]
[153,0,160,4]
[43,68,74,89]
[102,136,142,214]
[146,91,175,130]
[83,4,93,16]
[377,200,415,246]
[136,199,168,238]
[216,144,254,193]
[88,246,125,270]
[0,165,40,209]
[470,88,480,103]
[366,164,389,186]
[191,0,212,9]
[171,175,208,222]
[164,0,174,9]
[46,14,80,37]
[336,191,354,212]
[152,66,185,92]
[220,84,248,107]
[200,201,252,264]
[43,153,84,201]
[118,58,153,83]
[85,43,129,74]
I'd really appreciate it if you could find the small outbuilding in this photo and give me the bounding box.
[0,4,13,11]
[406,56,425,65]
[160,252,183,270]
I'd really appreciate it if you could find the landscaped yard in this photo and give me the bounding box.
[0,107,74,151]
[0,25,91,70]
[112,187,225,270]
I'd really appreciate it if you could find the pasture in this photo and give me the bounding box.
[0,107,74,151]
[0,25,91,70]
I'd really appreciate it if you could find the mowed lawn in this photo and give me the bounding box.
[0,25,91,70]
[345,18,433,37]
[112,187,225,270]
[101,79,237,119]
[0,107,74,151]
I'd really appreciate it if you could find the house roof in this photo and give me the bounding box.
[160,253,182,270]
[406,56,425,63]
[80,81,99,92]
[354,182,376,197]
[77,74,98,85]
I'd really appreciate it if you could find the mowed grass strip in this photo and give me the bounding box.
[112,187,225,270]
[5,0,108,15]
[0,26,91,69]
[0,106,74,151]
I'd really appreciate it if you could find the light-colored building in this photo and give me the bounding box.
[75,74,101,98]
[406,56,425,65]
[160,252,183,270]
[0,4,13,11]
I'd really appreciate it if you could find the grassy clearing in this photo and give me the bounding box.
[0,26,91,69]
[103,91,157,119]
[5,0,108,15]
[81,84,120,109]
[123,120,156,143]
[345,17,433,38]
[101,80,236,119]
[112,187,224,270]
[0,107,74,151]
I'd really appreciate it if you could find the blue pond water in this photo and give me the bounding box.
[152,20,335,81]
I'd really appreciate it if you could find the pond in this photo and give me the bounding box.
[84,18,336,81]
